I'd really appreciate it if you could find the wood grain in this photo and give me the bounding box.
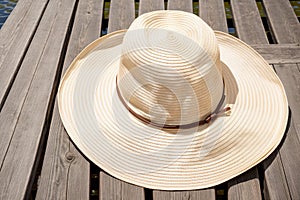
[0,0,77,199]
[199,0,228,32]
[275,63,300,151]
[228,168,262,200]
[35,0,103,199]
[153,190,215,200]
[0,0,49,108]
[231,0,268,44]
[139,0,164,15]
[100,172,145,200]
[262,149,291,200]
[167,0,193,13]
[252,44,300,64]
[263,113,300,200]
[263,57,300,199]
[260,0,300,198]
[262,0,300,44]
[108,0,135,33]
[273,116,300,200]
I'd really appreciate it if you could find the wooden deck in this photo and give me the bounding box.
[0,0,299,199]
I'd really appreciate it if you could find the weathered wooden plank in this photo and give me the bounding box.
[263,115,300,200]
[139,0,164,15]
[100,0,145,199]
[199,0,228,32]
[230,0,268,44]
[262,0,300,44]
[167,0,193,13]
[274,64,300,146]
[0,0,77,199]
[267,0,300,156]
[251,44,300,64]
[228,168,262,200]
[260,1,300,198]
[276,117,300,200]
[35,111,90,200]
[263,67,300,197]
[262,149,291,200]
[35,0,104,199]
[100,172,145,200]
[108,0,135,33]
[262,63,300,199]
[0,0,49,108]
[153,190,215,200]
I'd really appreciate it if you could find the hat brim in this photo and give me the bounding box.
[58,30,288,190]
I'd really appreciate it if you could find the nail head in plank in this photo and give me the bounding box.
[108,0,135,33]
[199,0,228,32]
[0,0,49,108]
[262,0,300,44]
[230,0,268,44]
[35,0,104,198]
[139,0,164,15]
[167,0,193,13]
[35,105,90,199]
[0,0,77,199]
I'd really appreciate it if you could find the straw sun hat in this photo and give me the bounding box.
[58,10,288,190]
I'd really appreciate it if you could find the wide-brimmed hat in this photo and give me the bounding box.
[58,10,288,190]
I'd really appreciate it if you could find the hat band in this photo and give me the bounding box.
[116,77,231,129]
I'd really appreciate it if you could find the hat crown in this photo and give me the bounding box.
[117,10,224,126]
